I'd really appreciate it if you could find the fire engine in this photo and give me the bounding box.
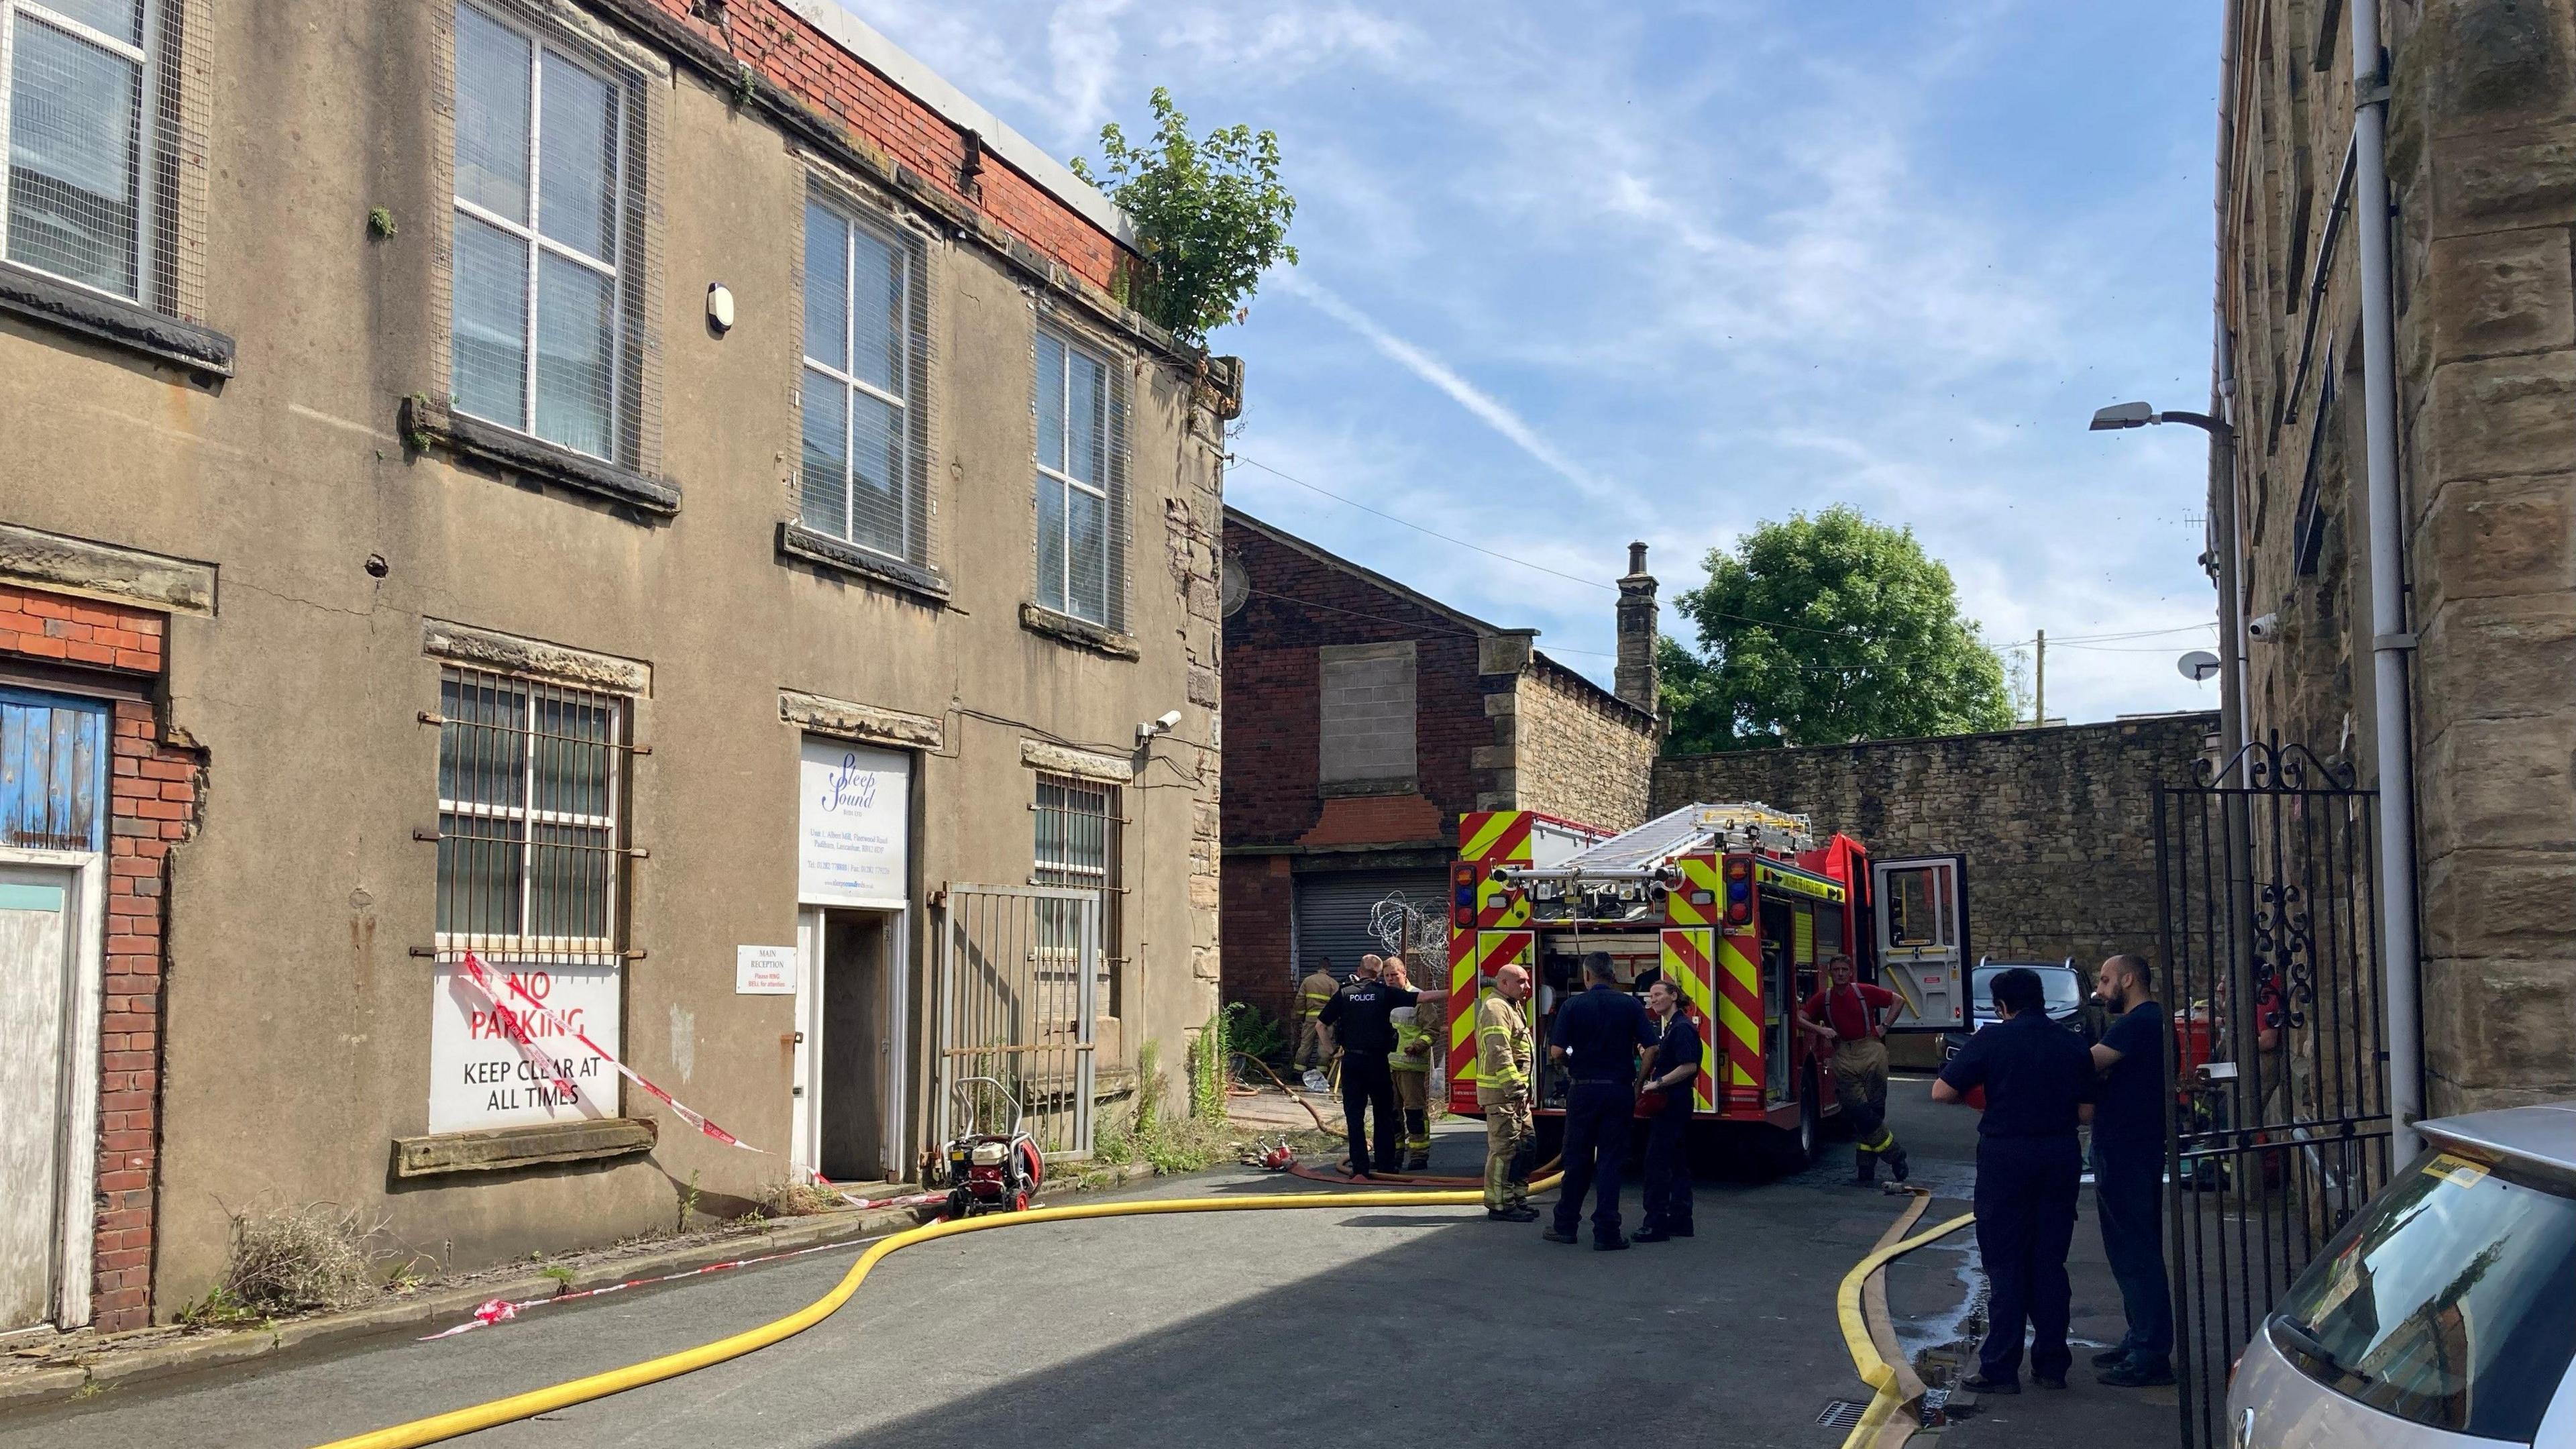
[1444,804,1970,1165]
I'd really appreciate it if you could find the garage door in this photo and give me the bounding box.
[1292,869,1449,984]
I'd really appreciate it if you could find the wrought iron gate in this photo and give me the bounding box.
[935,883,1097,1159]
[2156,737,2394,1448]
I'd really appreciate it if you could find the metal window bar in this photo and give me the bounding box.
[433,664,635,971]
[449,1,637,465]
[935,883,1097,1161]
[798,193,932,566]
[1032,773,1120,1018]
[2159,735,2390,1448]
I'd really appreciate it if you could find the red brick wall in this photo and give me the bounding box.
[0,583,201,1334]
[641,0,1127,292]
[1220,855,1295,1024]
[1220,519,1501,851]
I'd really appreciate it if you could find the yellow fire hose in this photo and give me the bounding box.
[313,1172,1564,1449]
[1833,1204,1975,1449]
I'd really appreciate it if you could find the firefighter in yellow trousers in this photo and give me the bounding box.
[1295,957,1340,1093]
[1476,962,1539,1222]
[1385,959,1435,1171]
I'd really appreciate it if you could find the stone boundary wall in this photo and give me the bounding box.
[1652,714,2218,971]
[1514,653,1656,832]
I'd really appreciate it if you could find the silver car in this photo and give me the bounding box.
[2229,1101,2576,1448]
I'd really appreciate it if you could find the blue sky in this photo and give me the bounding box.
[842,0,2227,723]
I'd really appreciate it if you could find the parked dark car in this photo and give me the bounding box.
[1940,958,2100,1065]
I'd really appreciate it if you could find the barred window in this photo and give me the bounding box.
[1,0,173,303]
[1034,772,1121,1016]
[800,195,930,564]
[1032,327,1127,629]
[435,666,627,964]
[449,2,641,463]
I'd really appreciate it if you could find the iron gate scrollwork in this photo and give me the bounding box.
[2156,735,2392,1448]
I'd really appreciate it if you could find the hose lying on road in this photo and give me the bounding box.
[313,1171,1564,1449]
[1834,1198,1974,1449]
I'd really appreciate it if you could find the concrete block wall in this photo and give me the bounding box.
[1653,715,2217,971]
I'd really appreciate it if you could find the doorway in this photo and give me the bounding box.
[794,907,907,1184]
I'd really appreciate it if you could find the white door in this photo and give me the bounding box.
[1872,855,1967,1031]
[0,869,72,1329]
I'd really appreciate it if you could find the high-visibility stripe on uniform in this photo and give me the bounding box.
[1715,930,1764,1093]
[1661,926,1719,1111]
[1665,855,1722,928]
[1450,812,1532,1112]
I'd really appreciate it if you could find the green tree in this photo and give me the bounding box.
[1071,89,1297,345]
[1661,506,2011,754]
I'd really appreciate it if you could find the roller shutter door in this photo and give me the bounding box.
[1292,869,1449,983]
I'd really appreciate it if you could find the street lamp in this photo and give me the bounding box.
[2090,400,2232,437]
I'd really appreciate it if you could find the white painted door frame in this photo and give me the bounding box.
[791,906,911,1182]
[0,846,105,1330]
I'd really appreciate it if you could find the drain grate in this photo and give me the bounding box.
[1815,1399,1868,1428]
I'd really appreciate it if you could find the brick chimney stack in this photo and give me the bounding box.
[1615,541,1659,714]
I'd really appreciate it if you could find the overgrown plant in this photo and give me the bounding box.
[1071,88,1297,345]
[191,1203,384,1320]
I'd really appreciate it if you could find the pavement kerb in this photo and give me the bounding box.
[0,1163,1162,1417]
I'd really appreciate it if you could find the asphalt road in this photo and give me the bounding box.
[2,1098,1984,1449]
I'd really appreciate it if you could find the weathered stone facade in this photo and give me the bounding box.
[2219,0,2576,1112]
[1515,654,1656,832]
[1654,716,2219,969]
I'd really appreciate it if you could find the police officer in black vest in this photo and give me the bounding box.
[1544,952,1655,1250]
[1316,954,1447,1180]
[1933,965,2096,1393]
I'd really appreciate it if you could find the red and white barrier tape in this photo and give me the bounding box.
[417,1212,934,1342]
[458,951,763,1153]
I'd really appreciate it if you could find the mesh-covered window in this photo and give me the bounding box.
[1033,326,1128,629]
[1,0,196,311]
[800,195,930,564]
[448,3,641,464]
[1034,772,1121,1016]
[435,666,629,966]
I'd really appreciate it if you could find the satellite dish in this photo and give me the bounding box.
[1219,551,1249,616]
[2178,650,2221,682]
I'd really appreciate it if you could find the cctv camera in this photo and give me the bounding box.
[1155,709,1183,732]
[2247,612,2281,642]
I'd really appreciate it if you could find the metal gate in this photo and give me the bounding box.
[2156,737,2394,1448]
[935,883,1097,1159]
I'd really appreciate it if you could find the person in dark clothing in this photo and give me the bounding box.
[2087,953,2176,1387]
[1635,977,1701,1242]
[1545,953,1656,1250]
[1316,954,1446,1180]
[1932,966,2096,1395]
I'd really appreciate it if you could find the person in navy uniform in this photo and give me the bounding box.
[1932,965,2096,1394]
[2086,953,2176,1387]
[1544,952,1656,1250]
[1634,976,1701,1242]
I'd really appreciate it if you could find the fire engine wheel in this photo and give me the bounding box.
[1768,1077,1822,1173]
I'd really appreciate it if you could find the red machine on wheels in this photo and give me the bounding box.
[940,1077,1044,1219]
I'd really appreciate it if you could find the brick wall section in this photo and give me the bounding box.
[1220,519,1500,849]
[1514,654,1655,831]
[0,582,201,1333]
[1653,716,2216,970]
[639,0,1124,292]
[1222,855,1295,1024]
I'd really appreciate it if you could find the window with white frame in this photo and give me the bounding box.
[435,665,627,964]
[448,2,637,463]
[2,0,166,303]
[1033,771,1121,1017]
[1032,327,1126,628]
[800,195,929,564]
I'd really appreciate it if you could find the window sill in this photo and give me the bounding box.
[1320,777,1421,799]
[777,523,950,606]
[1020,602,1140,660]
[403,395,680,517]
[0,260,234,381]
[390,1116,658,1178]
